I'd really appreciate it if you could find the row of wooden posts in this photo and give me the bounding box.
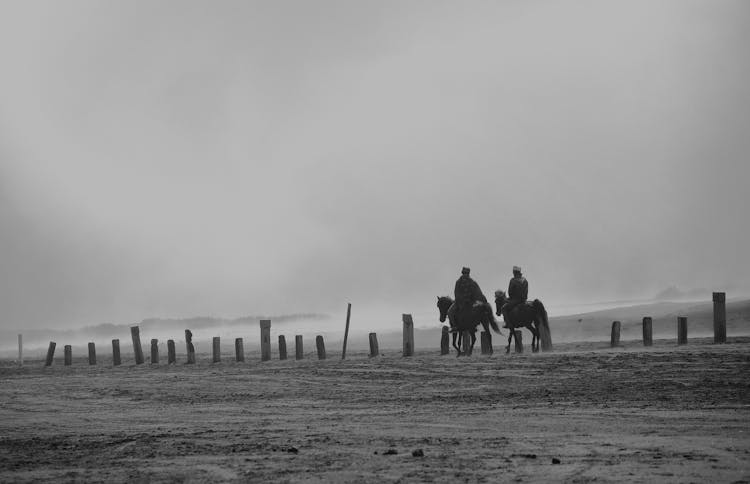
[610,292,729,347]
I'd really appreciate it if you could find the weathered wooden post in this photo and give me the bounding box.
[17,334,22,366]
[369,332,379,357]
[45,342,56,366]
[185,330,195,364]
[440,327,450,355]
[112,339,121,366]
[150,339,159,364]
[713,292,726,344]
[461,330,471,355]
[342,303,352,360]
[514,330,523,353]
[131,326,144,365]
[260,320,271,361]
[295,335,304,360]
[212,337,221,363]
[481,331,493,355]
[167,339,176,364]
[677,317,688,345]
[402,314,414,357]
[610,321,621,347]
[278,336,287,360]
[539,321,553,352]
[642,317,653,347]
[316,335,326,360]
[64,345,72,366]
[235,338,245,362]
[88,342,97,365]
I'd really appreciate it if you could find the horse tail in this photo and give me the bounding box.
[532,299,551,349]
[485,303,502,334]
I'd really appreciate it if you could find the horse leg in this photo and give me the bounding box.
[455,331,463,357]
[529,324,539,352]
[452,331,460,355]
[506,330,513,353]
[469,332,477,356]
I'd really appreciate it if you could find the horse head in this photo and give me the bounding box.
[494,290,506,316]
[436,296,453,323]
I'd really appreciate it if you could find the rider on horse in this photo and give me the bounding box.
[447,267,487,327]
[501,265,528,326]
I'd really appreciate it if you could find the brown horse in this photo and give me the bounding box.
[494,290,550,353]
[437,296,502,356]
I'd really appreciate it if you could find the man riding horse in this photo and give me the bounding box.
[501,265,528,326]
[447,267,488,326]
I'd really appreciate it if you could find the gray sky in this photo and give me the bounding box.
[1,1,749,329]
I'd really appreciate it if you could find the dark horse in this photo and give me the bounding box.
[437,296,502,356]
[494,290,550,353]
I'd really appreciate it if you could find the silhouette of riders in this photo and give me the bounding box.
[447,267,487,326]
[501,265,528,325]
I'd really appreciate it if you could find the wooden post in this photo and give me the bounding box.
[112,339,121,366]
[342,303,352,360]
[17,334,22,366]
[713,292,726,344]
[369,332,379,357]
[461,330,471,355]
[514,330,523,353]
[235,338,244,362]
[402,314,414,357]
[131,326,144,365]
[642,317,653,347]
[212,337,221,363]
[316,335,326,360]
[295,335,303,360]
[677,316,688,345]
[88,342,97,365]
[64,345,72,366]
[150,339,159,364]
[260,320,271,361]
[278,336,287,360]
[611,321,621,347]
[45,342,56,366]
[440,327,450,355]
[185,329,195,364]
[481,331,493,355]
[167,339,176,364]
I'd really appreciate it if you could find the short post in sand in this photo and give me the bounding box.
[151,339,158,364]
[112,339,121,366]
[185,330,195,364]
[481,331,493,355]
[64,345,72,366]
[461,331,471,355]
[88,342,97,365]
[677,317,688,345]
[610,321,621,347]
[402,314,414,357]
[341,303,352,360]
[167,339,177,365]
[514,330,523,353]
[713,292,726,344]
[295,335,303,360]
[642,317,653,347]
[167,339,176,364]
[440,327,450,355]
[131,326,144,365]
[316,335,326,360]
[260,320,271,361]
[45,342,56,366]
[235,338,244,362]
[17,334,22,366]
[278,336,287,360]
[212,337,221,363]
[369,332,379,357]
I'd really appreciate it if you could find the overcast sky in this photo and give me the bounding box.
[1,1,748,330]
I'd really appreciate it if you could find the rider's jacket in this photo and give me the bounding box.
[507,276,528,303]
[454,275,487,307]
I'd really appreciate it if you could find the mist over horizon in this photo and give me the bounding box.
[1,1,749,332]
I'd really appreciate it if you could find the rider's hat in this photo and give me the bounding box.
[513,265,522,273]
[461,267,470,274]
